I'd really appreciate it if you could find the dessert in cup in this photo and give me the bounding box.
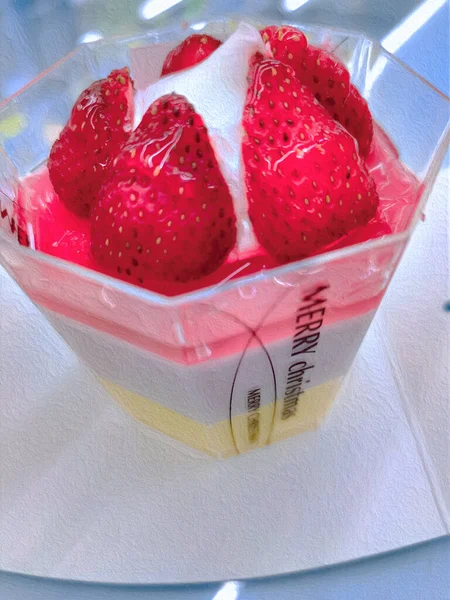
[1,21,448,457]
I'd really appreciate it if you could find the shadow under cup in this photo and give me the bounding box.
[0,21,449,458]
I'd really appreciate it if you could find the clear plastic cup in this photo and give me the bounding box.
[1,21,449,458]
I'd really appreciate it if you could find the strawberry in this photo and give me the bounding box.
[334,84,373,157]
[0,204,29,247]
[48,68,134,217]
[294,44,373,156]
[260,25,307,66]
[91,93,236,284]
[161,34,221,76]
[296,45,350,116]
[260,26,373,156]
[242,58,378,263]
[326,216,391,252]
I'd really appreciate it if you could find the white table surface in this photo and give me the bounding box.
[1,4,449,585]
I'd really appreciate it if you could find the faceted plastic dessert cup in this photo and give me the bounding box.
[1,21,449,458]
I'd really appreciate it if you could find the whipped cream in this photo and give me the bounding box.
[134,22,268,253]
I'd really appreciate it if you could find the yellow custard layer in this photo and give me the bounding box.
[100,377,342,458]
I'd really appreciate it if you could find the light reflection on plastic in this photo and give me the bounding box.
[44,123,63,146]
[139,0,183,21]
[365,55,388,97]
[78,31,104,44]
[191,21,207,30]
[382,0,447,53]
[280,0,311,11]
[367,0,446,95]
[212,581,241,600]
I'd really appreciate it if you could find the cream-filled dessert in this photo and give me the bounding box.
[1,23,423,456]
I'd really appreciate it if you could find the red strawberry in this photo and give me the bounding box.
[161,34,221,76]
[261,26,374,156]
[242,58,378,263]
[48,68,134,217]
[296,45,350,116]
[295,45,373,156]
[260,25,307,66]
[335,84,374,157]
[327,216,391,252]
[91,93,236,284]
[0,203,29,247]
